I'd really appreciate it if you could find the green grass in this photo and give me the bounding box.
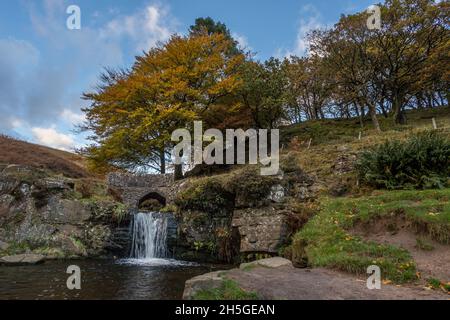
[280,108,450,195]
[112,202,127,223]
[291,189,450,283]
[33,247,66,258]
[281,107,450,147]
[0,241,31,256]
[330,189,450,243]
[427,278,450,293]
[193,279,260,300]
[415,237,435,251]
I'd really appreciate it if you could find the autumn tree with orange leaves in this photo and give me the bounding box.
[81,31,245,174]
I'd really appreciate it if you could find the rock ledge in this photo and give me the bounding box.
[0,254,46,266]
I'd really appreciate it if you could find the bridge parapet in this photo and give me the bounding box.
[107,172,175,209]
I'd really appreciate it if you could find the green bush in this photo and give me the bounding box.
[357,131,450,189]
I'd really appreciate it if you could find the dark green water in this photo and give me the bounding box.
[0,258,219,300]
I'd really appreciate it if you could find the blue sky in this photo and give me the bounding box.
[0,0,375,151]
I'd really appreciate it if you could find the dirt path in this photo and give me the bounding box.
[226,265,448,300]
[354,229,450,282]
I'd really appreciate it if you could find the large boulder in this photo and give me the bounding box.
[182,271,225,300]
[183,258,293,300]
[42,198,92,224]
[240,257,293,269]
[232,207,290,255]
[14,220,56,245]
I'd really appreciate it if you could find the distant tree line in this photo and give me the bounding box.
[80,0,449,174]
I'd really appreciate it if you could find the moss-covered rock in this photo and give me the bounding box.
[176,178,235,214]
[173,162,318,263]
[174,208,239,263]
[0,168,130,260]
[227,167,278,208]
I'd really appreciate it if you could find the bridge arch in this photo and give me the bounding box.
[137,192,166,211]
[107,172,174,209]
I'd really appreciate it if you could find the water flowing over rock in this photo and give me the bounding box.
[130,212,169,259]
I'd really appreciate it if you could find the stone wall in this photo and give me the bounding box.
[107,172,174,208]
[232,206,290,255]
[107,172,174,189]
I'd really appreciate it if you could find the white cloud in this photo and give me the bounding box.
[102,4,177,51]
[1,1,179,148]
[60,109,85,125]
[276,5,326,58]
[31,127,75,151]
[232,32,252,52]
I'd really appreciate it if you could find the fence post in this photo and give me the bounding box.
[432,117,437,130]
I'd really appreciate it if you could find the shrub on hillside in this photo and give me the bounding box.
[357,131,450,189]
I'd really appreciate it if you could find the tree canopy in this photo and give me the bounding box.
[81,2,449,174]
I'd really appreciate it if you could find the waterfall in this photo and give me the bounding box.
[130,212,168,259]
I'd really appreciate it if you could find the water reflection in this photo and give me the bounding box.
[0,259,218,300]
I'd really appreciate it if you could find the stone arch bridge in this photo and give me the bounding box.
[107,172,175,209]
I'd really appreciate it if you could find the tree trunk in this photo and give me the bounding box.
[392,94,406,125]
[313,106,320,120]
[358,104,365,128]
[368,103,381,132]
[159,148,166,174]
[174,164,183,181]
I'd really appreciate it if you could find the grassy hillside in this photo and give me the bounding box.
[280,107,450,190]
[281,107,450,145]
[0,135,89,178]
[291,189,450,283]
[278,108,450,288]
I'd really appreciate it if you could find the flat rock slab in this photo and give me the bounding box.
[0,254,45,266]
[227,266,447,300]
[240,257,293,270]
[183,271,225,300]
[183,259,447,300]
